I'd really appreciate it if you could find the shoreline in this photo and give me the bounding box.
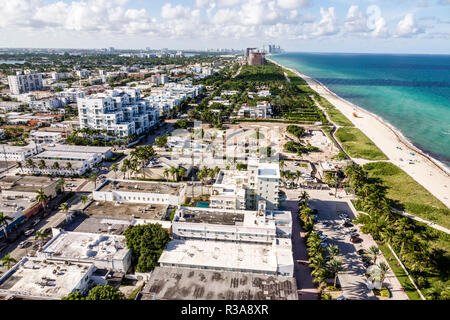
[267,57,450,208]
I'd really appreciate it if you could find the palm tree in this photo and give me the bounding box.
[375,262,390,288]
[26,158,35,172]
[327,245,340,260]
[80,195,88,205]
[120,162,128,179]
[66,162,73,172]
[16,161,23,173]
[279,159,285,171]
[163,168,169,182]
[111,163,118,179]
[57,178,65,194]
[38,159,47,171]
[89,172,98,189]
[0,212,13,237]
[365,245,381,265]
[298,191,310,206]
[35,230,49,249]
[52,162,60,171]
[178,167,185,182]
[169,167,178,182]
[1,254,17,270]
[35,188,49,213]
[326,258,344,288]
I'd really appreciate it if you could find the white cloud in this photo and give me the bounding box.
[277,0,309,10]
[344,5,369,33]
[161,3,190,20]
[395,13,423,37]
[310,7,339,37]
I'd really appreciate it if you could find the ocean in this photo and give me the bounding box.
[271,52,450,167]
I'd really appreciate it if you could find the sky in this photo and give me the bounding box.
[0,0,449,54]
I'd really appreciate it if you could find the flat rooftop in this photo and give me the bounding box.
[257,163,280,179]
[41,231,129,263]
[97,180,180,195]
[141,267,298,300]
[0,258,92,300]
[159,239,280,273]
[84,200,168,220]
[177,208,244,226]
[45,144,111,154]
[34,150,95,160]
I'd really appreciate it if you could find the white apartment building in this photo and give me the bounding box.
[0,143,43,162]
[29,97,68,112]
[210,170,247,210]
[93,179,186,206]
[51,72,72,81]
[76,70,90,78]
[248,158,280,211]
[30,131,64,145]
[172,202,292,243]
[56,88,87,103]
[238,101,272,119]
[78,87,159,138]
[210,158,280,211]
[7,71,44,95]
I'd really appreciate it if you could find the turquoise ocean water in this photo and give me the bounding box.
[271,53,450,167]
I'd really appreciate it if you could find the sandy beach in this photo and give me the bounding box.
[268,58,450,209]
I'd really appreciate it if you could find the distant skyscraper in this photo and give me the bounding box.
[248,52,265,66]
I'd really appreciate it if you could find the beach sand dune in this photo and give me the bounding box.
[269,58,450,209]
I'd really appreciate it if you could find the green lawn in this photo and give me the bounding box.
[335,127,388,160]
[363,162,450,229]
[312,94,355,127]
[378,244,422,300]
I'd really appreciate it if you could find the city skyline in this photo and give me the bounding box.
[0,0,449,54]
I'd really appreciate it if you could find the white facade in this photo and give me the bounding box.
[7,71,43,95]
[78,87,159,138]
[0,143,43,162]
[158,238,293,277]
[93,179,186,206]
[29,97,67,112]
[30,131,64,145]
[238,102,272,119]
[56,88,87,103]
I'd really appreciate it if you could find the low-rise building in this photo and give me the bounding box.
[93,179,186,206]
[30,131,64,145]
[39,230,132,272]
[0,143,43,162]
[0,257,96,300]
[141,266,298,300]
[158,237,293,277]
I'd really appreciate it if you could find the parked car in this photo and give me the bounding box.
[320,235,327,241]
[357,249,365,255]
[24,229,35,236]
[321,241,328,248]
[350,235,361,243]
[349,231,359,237]
[338,213,348,219]
[0,244,8,252]
[336,295,347,300]
[18,240,31,248]
[343,222,353,228]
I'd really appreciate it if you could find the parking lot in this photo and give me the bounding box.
[306,188,408,300]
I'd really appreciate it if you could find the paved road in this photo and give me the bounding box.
[283,188,319,300]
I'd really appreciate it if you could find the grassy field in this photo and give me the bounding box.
[335,127,388,160]
[363,162,450,229]
[378,244,422,300]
